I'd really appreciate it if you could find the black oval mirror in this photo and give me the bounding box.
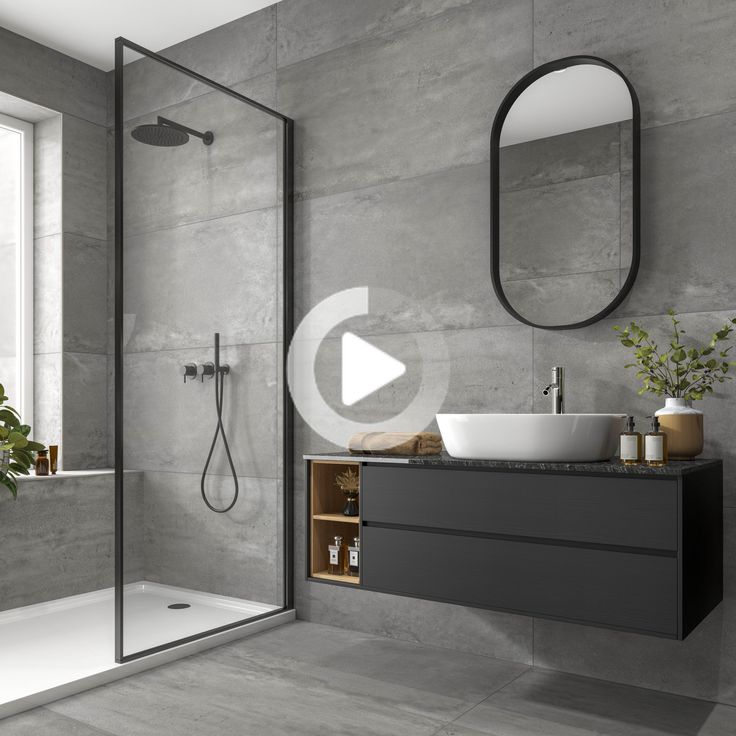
[491,56,640,329]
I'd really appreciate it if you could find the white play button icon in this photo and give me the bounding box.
[341,332,407,406]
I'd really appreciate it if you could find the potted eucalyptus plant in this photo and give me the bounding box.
[614,311,736,458]
[0,383,45,497]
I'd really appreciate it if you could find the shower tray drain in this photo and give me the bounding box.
[167,603,191,610]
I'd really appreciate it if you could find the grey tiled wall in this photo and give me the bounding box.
[0,473,143,612]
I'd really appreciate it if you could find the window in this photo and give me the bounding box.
[0,112,33,423]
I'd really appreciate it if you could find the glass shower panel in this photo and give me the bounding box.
[116,40,290,661]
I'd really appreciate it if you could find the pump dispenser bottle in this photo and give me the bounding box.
[645,416,668,467]
[620,416,642,465]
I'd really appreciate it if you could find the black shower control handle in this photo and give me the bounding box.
[180,363,197,383]
[198,362,215,381]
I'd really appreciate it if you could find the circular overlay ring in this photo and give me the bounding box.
[286,287,450,448]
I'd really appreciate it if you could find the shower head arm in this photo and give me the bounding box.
[157,116,213,145]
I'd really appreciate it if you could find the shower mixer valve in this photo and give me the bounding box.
[180,363,197,383]
[198,362,215,381]
[180,361,231,383]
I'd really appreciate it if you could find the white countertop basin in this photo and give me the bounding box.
[436,413,626,462]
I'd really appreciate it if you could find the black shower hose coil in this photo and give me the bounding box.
[200,368,239,513]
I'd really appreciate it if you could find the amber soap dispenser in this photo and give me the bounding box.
[619,416,642,465]
[645,416,668,467]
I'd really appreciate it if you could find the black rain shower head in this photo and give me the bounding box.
[131,116,214,147]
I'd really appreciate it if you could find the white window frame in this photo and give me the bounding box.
[0,112,33,426]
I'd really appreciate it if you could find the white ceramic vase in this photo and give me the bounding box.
[655,398,704,459]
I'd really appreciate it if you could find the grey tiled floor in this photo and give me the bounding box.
[2,621,734,735]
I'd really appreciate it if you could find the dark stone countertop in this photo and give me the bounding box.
[303,452,721,477]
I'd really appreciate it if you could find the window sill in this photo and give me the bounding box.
[16,469,139,483]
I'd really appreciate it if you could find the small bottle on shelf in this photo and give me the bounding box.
[619,416,642,465]
[35,449,50,476]
[49,444,59,474]
[644,416,668,467]
[328,535,348,575]
[348,536,360,577]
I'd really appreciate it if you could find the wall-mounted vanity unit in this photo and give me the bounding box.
[305,455,722,640]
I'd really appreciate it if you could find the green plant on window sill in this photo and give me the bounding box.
[0,383,45,498]
[613,311,736,401]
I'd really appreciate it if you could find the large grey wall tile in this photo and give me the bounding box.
[63,234,107,353]
[33,115,62,239]
[618,111,736,318]
[141,471,280,604]
[278,0,532,200]
[0,27,107,125]
[33,235,62,354]
[122,344,278,478]
[446,668,736,736]
[62,116,107,241]
[533,0,736,128]
[122,74,279,236]
[532,508,736,705]
[63,352,108,469]
[123,209,278,352]
[0,474,116,610]
[121,8,276,122]
[276,0,481,67]
[296,324,531,435]
[295,164,514,333]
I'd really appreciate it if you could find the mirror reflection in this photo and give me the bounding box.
[495,61,638,328]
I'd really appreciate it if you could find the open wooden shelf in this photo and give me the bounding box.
[312,570,360,584]
[309,460,361,584]
[313,513,360,524]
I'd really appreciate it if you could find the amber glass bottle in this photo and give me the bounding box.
[35,449,50,476]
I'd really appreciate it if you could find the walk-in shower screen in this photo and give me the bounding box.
[114,38,293,662]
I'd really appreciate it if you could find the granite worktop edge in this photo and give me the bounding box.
[303,452,721,476]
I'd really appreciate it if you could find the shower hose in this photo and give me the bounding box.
[201,334,239,513]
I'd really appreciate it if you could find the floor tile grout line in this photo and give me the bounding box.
[40,707,118,736]
[529,662,736,709]
[428,665,532,736]
[289,619,533,671]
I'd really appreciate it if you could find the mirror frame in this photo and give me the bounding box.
[490,55,641,330]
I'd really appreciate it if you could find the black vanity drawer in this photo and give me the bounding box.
[362,465,678,550]
[362,526,677,635]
